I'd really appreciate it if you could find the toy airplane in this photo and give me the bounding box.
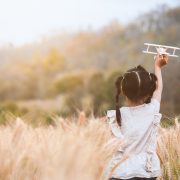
[142,43,180,57]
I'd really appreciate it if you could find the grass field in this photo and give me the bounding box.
[0,113,179,180]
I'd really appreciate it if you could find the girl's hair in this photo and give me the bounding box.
[115,65,157,127]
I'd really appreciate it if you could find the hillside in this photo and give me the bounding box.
[0,5,179,119]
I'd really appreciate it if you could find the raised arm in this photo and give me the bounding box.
[152,53,168,102]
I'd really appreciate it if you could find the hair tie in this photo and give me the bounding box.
[149,72,152,81]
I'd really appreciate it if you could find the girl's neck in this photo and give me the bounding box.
[126,98,145,107]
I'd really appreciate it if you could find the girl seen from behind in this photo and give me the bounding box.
[104,52,168,180]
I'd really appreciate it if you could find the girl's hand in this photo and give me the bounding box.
[154,53,169,68]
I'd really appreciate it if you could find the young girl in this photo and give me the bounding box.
[104,52,168,180]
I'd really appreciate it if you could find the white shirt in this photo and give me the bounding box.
[103,98,162,179]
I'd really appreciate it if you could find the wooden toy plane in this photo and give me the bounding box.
[142,43,180,57]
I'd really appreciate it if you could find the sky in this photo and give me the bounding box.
[0,0,179,46]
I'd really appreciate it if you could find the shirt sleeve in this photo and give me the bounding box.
[106,110,124,139]
[150,98,161,113]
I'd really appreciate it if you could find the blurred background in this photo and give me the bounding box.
[0,0,179,125]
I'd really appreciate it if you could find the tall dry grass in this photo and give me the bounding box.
[0,113,120,180]
[157,118,180,180]
[0,113,179,180]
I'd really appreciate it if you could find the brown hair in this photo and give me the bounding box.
[115,65,157,127]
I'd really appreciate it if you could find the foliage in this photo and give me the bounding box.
[54,74,84,94]
[0,6,179,116]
